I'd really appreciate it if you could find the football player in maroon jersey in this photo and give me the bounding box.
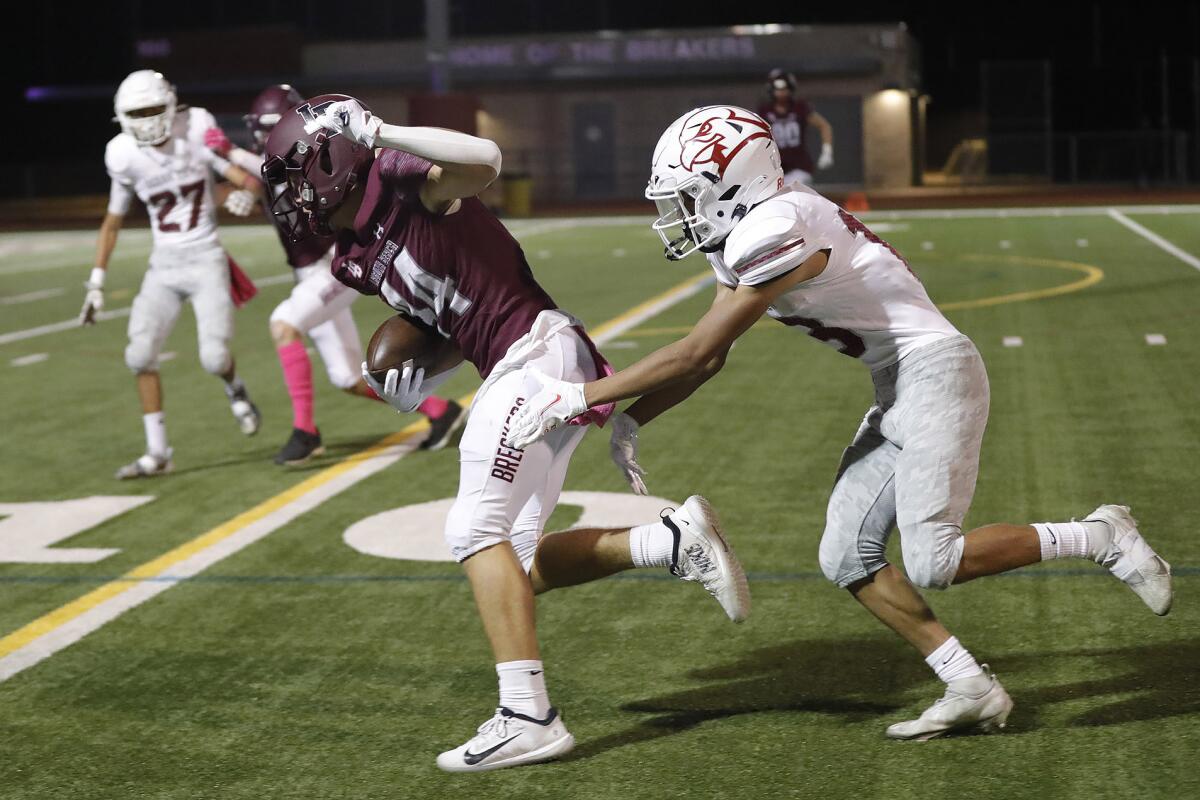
[757,69,835,186]
[205,85,464,463]
[260,95,751,772]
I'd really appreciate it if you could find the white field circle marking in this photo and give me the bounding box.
[344,491,679,562]
[0,496,154,563]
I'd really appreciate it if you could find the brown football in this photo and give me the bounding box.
[365,314,459,383]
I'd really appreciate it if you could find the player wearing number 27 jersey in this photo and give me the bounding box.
[84,70,263,480]
[507,105,1173,742]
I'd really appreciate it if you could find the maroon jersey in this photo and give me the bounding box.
[759,99,814,174]
[264,187,337,269]
[331,150,559,378]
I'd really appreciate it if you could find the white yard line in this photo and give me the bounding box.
[1106,208,1200,273]
[0,288,66,305]
[0,270,712,683]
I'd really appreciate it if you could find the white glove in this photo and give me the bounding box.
[361,360,425,413]
[817,142,834,170]
[609,412,648,495]
[79,267,105,326]
[223,189,257,217]
[306,100,383,149]
[504,372,589,449]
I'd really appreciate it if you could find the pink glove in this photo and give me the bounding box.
[204,127,232,157]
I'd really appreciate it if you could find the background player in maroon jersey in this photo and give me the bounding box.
[758,68,835,187]
[260,94,750,772]
[205,85,464,464]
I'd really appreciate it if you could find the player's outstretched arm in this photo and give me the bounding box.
[308,99,501,212]
[81,212,124,325]
[809,110,834,169]
[504,253,827,450]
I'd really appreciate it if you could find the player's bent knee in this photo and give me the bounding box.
[327,363,360,390]
[444,497,508,565]
[124,342,157,373]
[198,341,231,376]
[269,318,301,347]
[902,524,965,590]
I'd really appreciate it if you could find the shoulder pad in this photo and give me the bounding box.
[724,196,804,271]
[104,135,135,179]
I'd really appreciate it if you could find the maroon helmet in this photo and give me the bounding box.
[244,84,305,153]
[261,94,376,241]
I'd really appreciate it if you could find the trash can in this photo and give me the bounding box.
[502,173,533,217]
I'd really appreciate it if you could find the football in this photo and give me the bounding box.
[364,314,458,383]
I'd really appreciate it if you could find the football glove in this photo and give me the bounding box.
[362,360,426,413]
[306,99,383,149]
[79,268,105,326]
[609,412,648,495]
[504,372,588,449]
[223,189,257,217]
[204,127,233,157]
[817,143,834,170]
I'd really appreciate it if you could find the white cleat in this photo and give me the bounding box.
[115,449,174,480]
[887,666,1013,741]
[436,707,574,773]
[1085,504,1173,616]
[663,495,751,623]
[230,397,261,436]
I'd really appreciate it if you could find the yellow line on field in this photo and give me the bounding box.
[0,270,712,660]
[0,420,429,659]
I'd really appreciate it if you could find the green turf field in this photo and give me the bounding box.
[1,206,1198,799]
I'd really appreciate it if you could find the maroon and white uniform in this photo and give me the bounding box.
[758,100,815,184]
[332,150,609,567]
[228,147,363,389]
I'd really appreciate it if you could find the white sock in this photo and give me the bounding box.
[1034,521,1105,560]
[143,412,168,457]
[629,521,675,568]
[926,636,984,684]
[496,660,551,719]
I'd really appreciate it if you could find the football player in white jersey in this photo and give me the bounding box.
[82,70,265,479]
[506,106,1174,740]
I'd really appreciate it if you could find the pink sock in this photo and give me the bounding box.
[277,341,316,434]
[418,395,450,420]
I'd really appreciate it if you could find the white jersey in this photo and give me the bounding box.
[706,186,959,371]
[105,107,231,268]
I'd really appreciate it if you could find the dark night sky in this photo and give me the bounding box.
[5,1,1200,168]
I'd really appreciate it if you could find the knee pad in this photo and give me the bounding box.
[901,523,965,590]
[198,339,231,376]
[444,493,508,564]
[819,523,889,587]
[124,341,157,373]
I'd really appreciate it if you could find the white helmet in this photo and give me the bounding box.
[646,106,784,260]
[113,70,177,146]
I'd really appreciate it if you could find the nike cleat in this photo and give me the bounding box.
[436,707,574,773]
[421,400,467,451]
[887,666,1013,741]
[274,427,325,465]
[115,449,174,480]
[663,495,751,623]
[1085,504,1173,616]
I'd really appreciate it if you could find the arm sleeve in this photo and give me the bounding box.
[374,123,502,174]
[376,149,433,195]
[226,147,264,175]
[107,178,135,216]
